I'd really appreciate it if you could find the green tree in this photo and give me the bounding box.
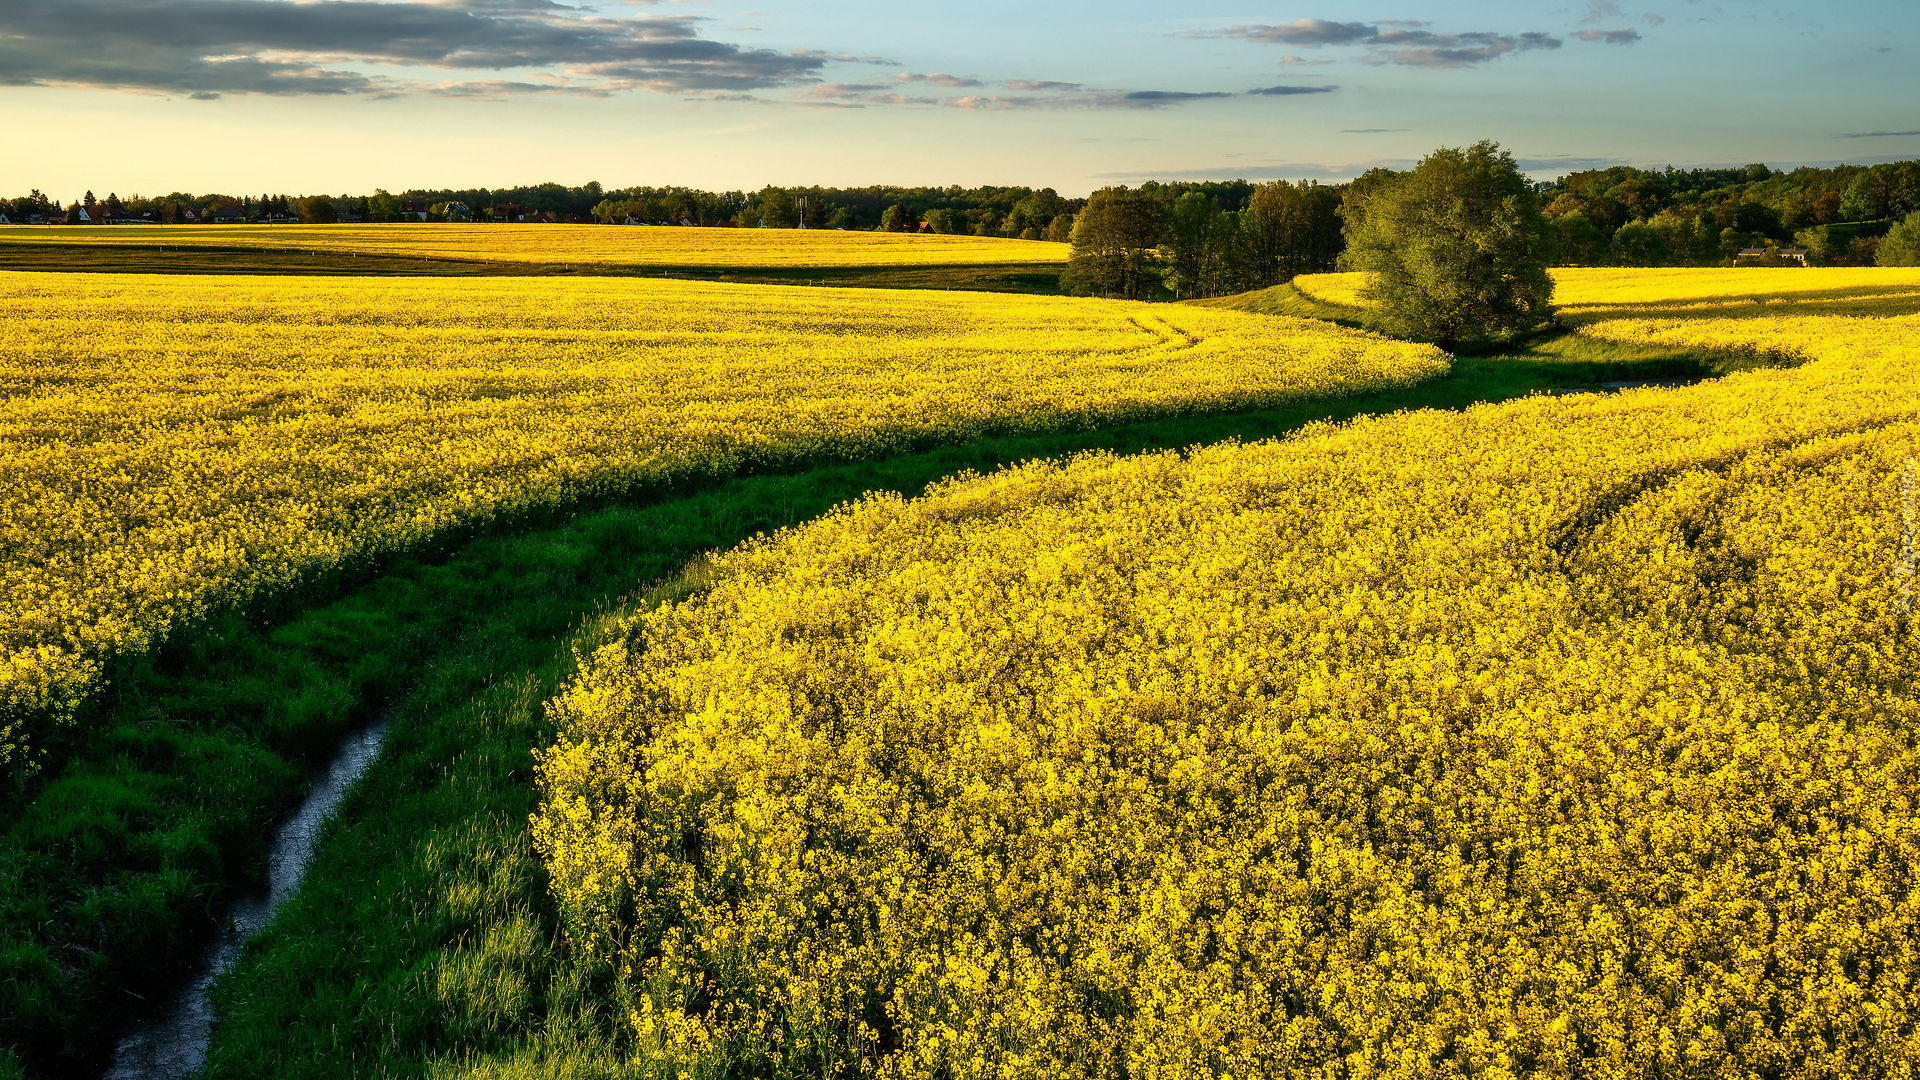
[1718,227,1757,264]
[297,194,338,224]
[967,209,1002,236]
[1242,180,1344,286]
[1793,226,1836,266]
[1334,167,1402,252]
[1841,170,1890,222]
[828,206,855,230]
[1006,189,1066,235]
[1160,193,1250,299]
[1341,141,1554,349]
[923,208,966,234]
[1609,220,1670,266]
[1061,187,1169,300]
[1161,192,1225,299]
[1646,211,1707,266]
[880,203,917,232]
[1550,211,1606,265]
[1042,214,1075,244]
[368,189,400,223]
[757,187,796,228]
[1878,210,1920,267]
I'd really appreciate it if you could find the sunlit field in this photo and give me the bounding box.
[1297,265,1920,313]
[0,223,1070,268]
[536,269,1920,1077]
[0,271,1442,780]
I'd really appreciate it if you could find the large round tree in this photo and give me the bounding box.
[1342,141,1554,349]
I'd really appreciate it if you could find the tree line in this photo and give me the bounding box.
[8,156,1920,272]
[1059,155,1920,301]
[0,182,1100,233]
[1539,159,1920,267]
[1060,181,1344,300]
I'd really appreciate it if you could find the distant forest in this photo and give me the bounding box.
[5,157,1917,284]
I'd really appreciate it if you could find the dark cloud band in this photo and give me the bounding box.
[0,0,830,96]
[1206,19,1563,68]
[1570,28,1642,44]
[1249,84,1338,96]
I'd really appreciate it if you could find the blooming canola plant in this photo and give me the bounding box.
[0,272,1441,777]
[535,269,1920,1077]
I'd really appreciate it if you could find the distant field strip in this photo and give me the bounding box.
[537,273,1920,1077]
[1297,265,1920,313]
[0,224,1069,268]
[0,271,1442,778]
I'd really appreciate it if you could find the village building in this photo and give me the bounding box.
[1736,246,1810,265]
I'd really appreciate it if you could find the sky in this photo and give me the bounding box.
[3,0,1917,199]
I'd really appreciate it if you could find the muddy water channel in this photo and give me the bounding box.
[105,720,392,1079]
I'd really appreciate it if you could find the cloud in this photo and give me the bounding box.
[1218,19,1377,46]
[1837,129,1920,139]
[1571,28,1642,43]
[895,71,982,87]
[1201,19,1562,68]
[951,95,1044,110]
[1247,84,1338,95]
[952,88,1243,111]
[0,0,839,96]
[1370,30,1561,68]
[1125,90,1232,103]
[797,78,1249,110]
[425,77,620,98]
[797,83,941,106]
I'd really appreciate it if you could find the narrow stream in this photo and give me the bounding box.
[105,719,392,1079]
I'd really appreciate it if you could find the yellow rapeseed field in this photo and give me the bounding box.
[536,270,1920,1078]
[0,223,1069,268]
[0,271,1441,777]
[1298,265,1920,313]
